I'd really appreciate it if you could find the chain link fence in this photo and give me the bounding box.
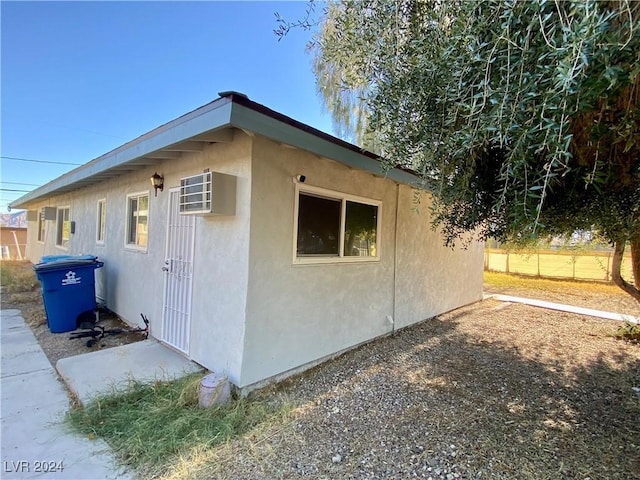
[484,248,634,283]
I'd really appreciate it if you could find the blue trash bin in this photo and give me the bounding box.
[33,256,104,333]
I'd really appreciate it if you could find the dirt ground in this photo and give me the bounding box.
[2,262,639,479]
[156,276,640,480]
[1,266,147,366]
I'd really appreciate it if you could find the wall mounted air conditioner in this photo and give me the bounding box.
[43,207,57,221]
[179,171,236,216]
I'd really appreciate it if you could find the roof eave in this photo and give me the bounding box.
[228,96,419,186]
[10,94,421,210]
[10,97,234,209]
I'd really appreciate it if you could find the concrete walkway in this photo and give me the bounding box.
[57,338,203,406]
[1,309,130,480]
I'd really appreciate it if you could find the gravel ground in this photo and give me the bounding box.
[1,288,147,366]
[160,286,640,480]
[3,264,639,480]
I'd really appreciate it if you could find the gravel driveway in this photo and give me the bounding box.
[159,295,640,480]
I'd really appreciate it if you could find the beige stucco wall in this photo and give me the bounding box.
[394,186,485,329]
[23,131,483,390]
[242,136,484,388]
[23,133,252,384]
[242,136,398,387]
[183,134,251,384]
[24,177,162,328]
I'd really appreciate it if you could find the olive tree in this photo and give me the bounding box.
[277,0,640,302]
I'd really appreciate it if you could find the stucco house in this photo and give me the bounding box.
[10,92,484,390]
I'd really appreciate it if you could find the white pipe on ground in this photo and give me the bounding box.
[485,293,639,324]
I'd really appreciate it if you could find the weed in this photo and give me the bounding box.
[0,261,39,293]
[612,322,640,344]
[67,373,288,478]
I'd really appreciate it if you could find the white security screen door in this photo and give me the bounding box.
[162,188,196,353]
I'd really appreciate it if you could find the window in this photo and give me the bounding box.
[96,199,106,244]
[56,207,70,248]
[37,208,46,243]
[295,185,380,263]
[126,193,148,250]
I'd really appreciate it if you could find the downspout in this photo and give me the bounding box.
[390,183,400,335]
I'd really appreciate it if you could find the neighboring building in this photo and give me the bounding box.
[10,92,484,390]
[0,211,27,259]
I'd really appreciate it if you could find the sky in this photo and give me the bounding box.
[0,1,332,213]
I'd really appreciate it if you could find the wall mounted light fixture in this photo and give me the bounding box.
[150,172,164,197]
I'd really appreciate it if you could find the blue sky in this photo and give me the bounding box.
[1,1,330,213]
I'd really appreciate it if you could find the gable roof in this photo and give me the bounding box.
[10,92,419,210]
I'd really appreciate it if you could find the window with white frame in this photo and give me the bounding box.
[295,185,380,262]
[56,207,70,248]
[125,193,148,250]
[96,199,106,244]
[37,208,46,243]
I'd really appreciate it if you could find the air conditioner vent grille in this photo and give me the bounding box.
[179,172,212,214]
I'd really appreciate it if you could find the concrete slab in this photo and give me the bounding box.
[1,337,52,378]
[1,310,30,330]
[56,339,203,405]
[1,369,69,419]
[1,310,130,479]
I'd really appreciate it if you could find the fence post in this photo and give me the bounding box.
[11,231,23,260]
[506,252,510,274]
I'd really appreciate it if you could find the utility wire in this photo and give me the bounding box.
[0,181,41,187]
[0,156,82,166]
[0,188,31,193]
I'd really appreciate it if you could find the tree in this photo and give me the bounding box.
[279,0,640,302]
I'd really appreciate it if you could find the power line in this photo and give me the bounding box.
[0,181,41,187]
[0,188,31,193]
[1,156,82,166]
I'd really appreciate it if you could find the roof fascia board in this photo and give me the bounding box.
[11,99,233,208]
[229,103,419,187]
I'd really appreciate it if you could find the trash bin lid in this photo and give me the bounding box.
[34,257,103,271]
[39,254,97,264]
[40,254,73,263]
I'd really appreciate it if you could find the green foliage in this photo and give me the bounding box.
[311,0,640,248]
[612,321,640,344]
[67,373,286,477]
[294,0,640,299]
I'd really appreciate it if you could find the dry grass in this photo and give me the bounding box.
[67,373,291,479]
[3,262,639,479]
[1,260,40,293]
[1,260,46,327]
[484,270,629,296]
[149,276,640,480]
[484,271,640,317]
